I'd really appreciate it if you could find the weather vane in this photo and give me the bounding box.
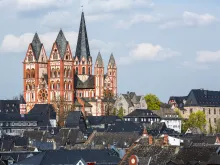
[81,5,83,12]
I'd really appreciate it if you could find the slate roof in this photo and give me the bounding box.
[75,12,91,61]
[121,92,143,108]
[28,104,56,119]
[87,116,122,125]
[65,111,87,131]
[95,52,104,67]
[31,33,43,61]
[55,30,68,60]
[15,149,121,165]
[0,99,23,114]
[106,121,142,133]
[185,89,220,107]
[125,109,160,118]
[74,75,95,89]
[108,53,116,66]
[152,108,181,120]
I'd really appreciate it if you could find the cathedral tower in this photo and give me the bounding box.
[23,33,48,112]
[74,12,92,76]
[94,52,104,99]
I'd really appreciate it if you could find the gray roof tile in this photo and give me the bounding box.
[31,33,42,61]
[55,30,68,60]
[95,52,104,67]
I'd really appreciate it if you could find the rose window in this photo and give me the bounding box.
[38,89,48,102]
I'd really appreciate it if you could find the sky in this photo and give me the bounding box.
[0,0,220,102]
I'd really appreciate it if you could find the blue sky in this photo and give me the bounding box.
[0,0,220,102]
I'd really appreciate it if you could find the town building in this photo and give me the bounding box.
[169,89,220,131]
[114,92,147,115]
[23,12,117,116]
[153,108,182,133]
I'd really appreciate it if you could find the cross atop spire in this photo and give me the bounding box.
[75,12,91,61]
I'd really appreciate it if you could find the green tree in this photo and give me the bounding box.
[118,107,124,118]
[215,119,220,133]
[144,93,160,110]
[112,108,117,116]
[184,111,206,132]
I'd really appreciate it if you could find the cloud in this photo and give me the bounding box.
[0,32,117,58]
[81,0,154,14]
[196,50,220,63]
[116,13,160,28]
[160,11,218,29]
[180,61,208,70]
[118,43,180,65]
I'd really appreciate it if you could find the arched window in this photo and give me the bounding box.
[57,81,60,90]
[31,69,35,78]
[82,67,85,74]
[69,82,71,90]
[65,92,68,100]
[76,67,78,74]
[54,70,57,78]
[51,81,55,90]
[57,69,60,77]
[64,68,67,77]
[64,81,67,90]
[88,67,90,75]
[68,69,71,77]
[26,70,30,78]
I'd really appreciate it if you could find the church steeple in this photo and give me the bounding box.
[55,29,68,60]
[31,33,42,61]
[75,12,91,61]
[95,52,104,68]
[108,53,116,67]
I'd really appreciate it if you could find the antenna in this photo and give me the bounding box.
[81,5,83,12]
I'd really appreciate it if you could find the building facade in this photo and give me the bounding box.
[23,12,117,115]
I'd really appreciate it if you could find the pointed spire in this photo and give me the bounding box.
[95,51,104,67]
[55,29,67,59]
[31,33,42,61]
[108,53,116,66]
[75,12,91,61]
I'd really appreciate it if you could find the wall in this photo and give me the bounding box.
[161,119,182,133]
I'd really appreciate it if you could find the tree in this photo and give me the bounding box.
[215,119,220,133]
[117,107,124,119]
[51,96,75,127]
[112,108,117,116]
[144,93,160,110]
[184,111,206,132]
[104,89,115,116]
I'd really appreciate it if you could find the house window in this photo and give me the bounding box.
[209,109,211,114]
[214,108,216,114]
[209,118,211,123]
[135,118,137,122]
[82,67,85,74]
[190,109,193,114]
[214,118,217,123]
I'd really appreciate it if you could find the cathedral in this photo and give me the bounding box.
[23,12,117,116]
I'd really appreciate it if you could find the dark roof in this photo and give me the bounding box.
[55,30,68,60]
[75,12,91,61]
[65,111,87,131]
[106,121,142,133]
[152,108,180,120]
[95,52,104,67]
[0,100,22,114]
[207,153,220,164]
[28,104,56,119]
[15,149,121,165]
[87,116,122,125]
[125,109,160,118]
[31,33,43,61]
[74,75,95,89]
[0,152,39,163]
[185,89,220,107]
[108,53,116,66]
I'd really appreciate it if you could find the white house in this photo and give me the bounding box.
[161,134,183,146]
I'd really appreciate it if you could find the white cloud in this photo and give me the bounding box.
[116,13,160,28]
[160,11,218,29]
[81,0,154,14]
[0,32,117,58]
[118,43,180,65]
[196,50,220,63]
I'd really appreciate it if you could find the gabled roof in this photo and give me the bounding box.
[74,75,95,89]
[55,30,68,60]
[28,104,56,119]
[125,109,160,118]
[108,53,116,66]
[75,12,91,61]
[106,121,142,133]
[31,33,43,61]
[185,89,220,107]
[87,116,122,125]
[95,52,104,67]
[15,149,121,165]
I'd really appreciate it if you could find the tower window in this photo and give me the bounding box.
[110,72,111,75]
[88,67,90,75]
[82,67,85,74]
[76,67,78,74]
[82,61,85,65]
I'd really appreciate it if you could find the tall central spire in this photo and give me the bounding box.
[75,12,91,61]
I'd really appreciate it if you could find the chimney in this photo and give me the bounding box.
[149,135,153,145]
[129,155,139,165]
[163,134,168,145]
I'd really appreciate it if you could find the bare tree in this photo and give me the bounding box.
[51,96,75,127]
[103,89,115,116]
